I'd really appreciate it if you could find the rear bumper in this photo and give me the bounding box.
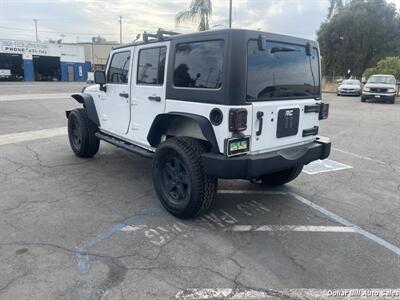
[202,137,331,179]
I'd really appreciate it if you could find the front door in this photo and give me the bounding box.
[130,43,168,147]
[101,49,132,135]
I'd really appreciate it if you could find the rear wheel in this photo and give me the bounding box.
[260,165,303,187]
[67,108,99,158]
[153,137,217,219]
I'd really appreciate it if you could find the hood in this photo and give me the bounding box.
[84,84,100,92]
[339,84,360,89]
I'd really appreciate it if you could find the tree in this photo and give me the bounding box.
[176,0,212,31]
[317,0,400,78]
[364,57,400,79]
[327,0,344,19]
[92,35,107,43]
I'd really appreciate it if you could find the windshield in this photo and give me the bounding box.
[342,80,359,85]
[247,40,320,101]
[367,75,395,84]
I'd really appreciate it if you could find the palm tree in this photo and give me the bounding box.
[176,0,212,31]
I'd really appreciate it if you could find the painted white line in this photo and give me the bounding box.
[120,225,148,232]
[120,224,355,233]
[303,159,353,175]
[218,190,286,195]
[0,93,71,102]
[333,147,400,170]
[224,225,356,233]
[221,188,400,256]
[0,127,67,146]
[176,288,400,299]
[285,189,400,256]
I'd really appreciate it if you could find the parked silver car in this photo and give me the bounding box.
[361,74,397,104]
[337,79,362,96]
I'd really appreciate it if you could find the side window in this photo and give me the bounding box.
[174,40,224,89]
[107,51,131,84]
[137,47,166,85]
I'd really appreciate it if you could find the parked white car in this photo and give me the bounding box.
[337,79,362,96]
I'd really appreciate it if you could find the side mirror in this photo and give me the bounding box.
[94,71,106,92]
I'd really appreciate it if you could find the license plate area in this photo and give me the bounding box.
[226,137,250,157]
[276,108,300,138]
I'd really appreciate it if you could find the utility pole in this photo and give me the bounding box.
[33,19,38,42]
[119,16,122,44]
[228,0,232,28]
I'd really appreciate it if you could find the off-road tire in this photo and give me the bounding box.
[260,165,303,187]
[67,108,99,158]
[153,137,217,219]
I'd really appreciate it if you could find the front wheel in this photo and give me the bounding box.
[153,137,217,219]
[260,165,303,187]
[67,108,99,158]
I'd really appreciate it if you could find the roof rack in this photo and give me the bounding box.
[142,28,180,43]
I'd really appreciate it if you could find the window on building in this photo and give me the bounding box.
[174,40,225,89]
[107,51,131,84]
[137,47,166,85]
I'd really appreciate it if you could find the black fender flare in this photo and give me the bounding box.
[147,112,220,153]
[68,93,100,127]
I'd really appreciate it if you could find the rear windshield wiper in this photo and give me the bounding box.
[270,46,299,54]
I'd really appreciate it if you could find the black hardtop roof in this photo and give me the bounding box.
[112,28,318,50]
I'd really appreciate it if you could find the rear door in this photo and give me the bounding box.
[130,42,168,147]
[247,40,321,153]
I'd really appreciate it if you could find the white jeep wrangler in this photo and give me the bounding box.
[66,29,331,218]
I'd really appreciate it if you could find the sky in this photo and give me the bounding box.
[0,0,399,43]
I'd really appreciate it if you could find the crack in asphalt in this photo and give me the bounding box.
[0,271,29,295]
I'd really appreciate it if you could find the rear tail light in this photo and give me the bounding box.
[319,103,329,120]
[229,109,248,132]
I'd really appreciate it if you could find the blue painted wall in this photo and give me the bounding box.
[60,61,91,81]
[23,59,34,81]
[22,59,91,81]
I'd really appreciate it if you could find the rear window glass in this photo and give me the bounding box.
[174,40,224,89]
[247,40,320,100]
[137,47,166,85]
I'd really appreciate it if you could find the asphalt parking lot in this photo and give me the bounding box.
[0,82,399,300]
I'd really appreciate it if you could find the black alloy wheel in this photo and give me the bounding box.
[160,154,191,208]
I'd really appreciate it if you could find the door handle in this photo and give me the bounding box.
[148,96,161,102]
[119,92,129,98]
[256,111,264,136]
